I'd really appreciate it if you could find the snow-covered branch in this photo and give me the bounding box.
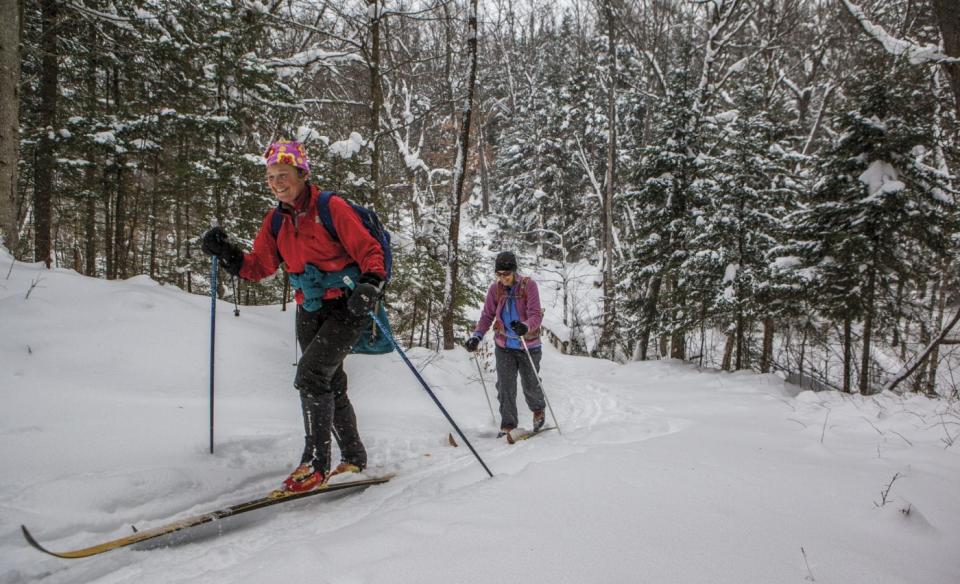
[841,0,960,65]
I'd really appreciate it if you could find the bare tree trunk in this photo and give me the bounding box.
[441,0,479,350]
[639,275,662,359]
[859,261,877,394]
[721,327,735,371]
[598,0,618,356]
[0,0,20,255]
[113,160,127,279]
[913,310,932,393]
[34,0,60,267]
[842,316,852,393]
[891,277,904,347]
[83,22,97,276]
[761,317,774,373]
[932,0,960,117]
[799,322,808,378]
[885,302,960,394]
[476,85,491,215]
[368,0,383,209]
[925,269,948,395]
[735,310,744,370]
[148,153,160,280]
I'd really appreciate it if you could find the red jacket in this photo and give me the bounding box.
[239,183,386,303]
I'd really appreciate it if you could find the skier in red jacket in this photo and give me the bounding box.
[201,140,385,493]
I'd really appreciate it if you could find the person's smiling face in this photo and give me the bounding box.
[265,163,307,205]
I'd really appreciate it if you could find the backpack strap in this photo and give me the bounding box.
[269,207,284,263]
[517,276,528,300]
[269,207,283,239]
[270,190,337,241]
[316,190,339,242]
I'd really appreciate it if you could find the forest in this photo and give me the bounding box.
[1,0,958,396]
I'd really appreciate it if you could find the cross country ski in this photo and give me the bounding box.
[21,474,394,559]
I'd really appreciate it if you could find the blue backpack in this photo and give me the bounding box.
[271,190,393,282]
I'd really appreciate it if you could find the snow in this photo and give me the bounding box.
[329,132,366,160]
[722,262,739,284]
[859,160,905,201]
[1,248,959,584]
[771,255,802,270]
[841,0,960,66]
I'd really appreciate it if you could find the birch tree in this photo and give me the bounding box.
[441,0,479,350]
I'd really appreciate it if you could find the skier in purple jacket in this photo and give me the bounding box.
[465,251,546,437]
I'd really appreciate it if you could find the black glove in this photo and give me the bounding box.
[202,226,229,256]
[510,320,529,336]
[201,227,244,276]
[348,272,382,317]
[464,336,480,352]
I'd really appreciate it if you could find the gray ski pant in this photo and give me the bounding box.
[495,345,545,430]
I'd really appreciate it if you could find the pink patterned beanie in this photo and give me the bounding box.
[263,140,310,174]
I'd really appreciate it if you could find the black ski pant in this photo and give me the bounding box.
[495,345,545,430]
[294,299,369,473]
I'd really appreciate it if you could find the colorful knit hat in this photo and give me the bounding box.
[263,140,310,174]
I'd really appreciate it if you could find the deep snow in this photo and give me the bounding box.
[1,249,958,584]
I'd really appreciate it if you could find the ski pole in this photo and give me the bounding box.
[520,337,561,434]
[209,254,218,454]
[344,276,494,478]
[473,353,497,426]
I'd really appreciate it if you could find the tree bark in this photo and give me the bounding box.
[598,0,618,357]
[639,275,662,360]
[932,0,960,117]
[735,310,744,370]
[924,269,948,395]
[368,0,383,209]
[884,303,960,394]
[83,21,98,276]
[858,261,877,394]
[0,0,20,255]
[34,0,60,267]
[842,316,852,393]
[441,0,479,350]
[761,317,774,373]
[721,327,735,371]
[476,85,491,215]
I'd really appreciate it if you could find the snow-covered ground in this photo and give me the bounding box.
[1,249,958,584]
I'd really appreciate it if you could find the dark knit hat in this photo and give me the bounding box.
[495,251,518,272]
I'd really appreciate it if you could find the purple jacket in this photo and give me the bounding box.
[473,276,543,349]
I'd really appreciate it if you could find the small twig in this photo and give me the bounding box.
[860,416,883,435]
[820,409,831,443]
[800,546,816,581]
[24,275,43,300]
[940,415,956,448]
[890,430,913,447]
[897,409,926,423]
[787,418,808,429]
[874,472,901,507]
[5,258,13,280]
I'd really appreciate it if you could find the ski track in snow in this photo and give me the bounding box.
[1,253,958,584]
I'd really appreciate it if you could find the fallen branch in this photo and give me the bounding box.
[883,305,960,393]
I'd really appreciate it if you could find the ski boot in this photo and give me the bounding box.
[271,462,327,497]
[532,410,546,432]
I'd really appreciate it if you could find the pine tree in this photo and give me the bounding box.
[787,56,956,394]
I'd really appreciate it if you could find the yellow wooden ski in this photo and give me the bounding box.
[22,474,394,559]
